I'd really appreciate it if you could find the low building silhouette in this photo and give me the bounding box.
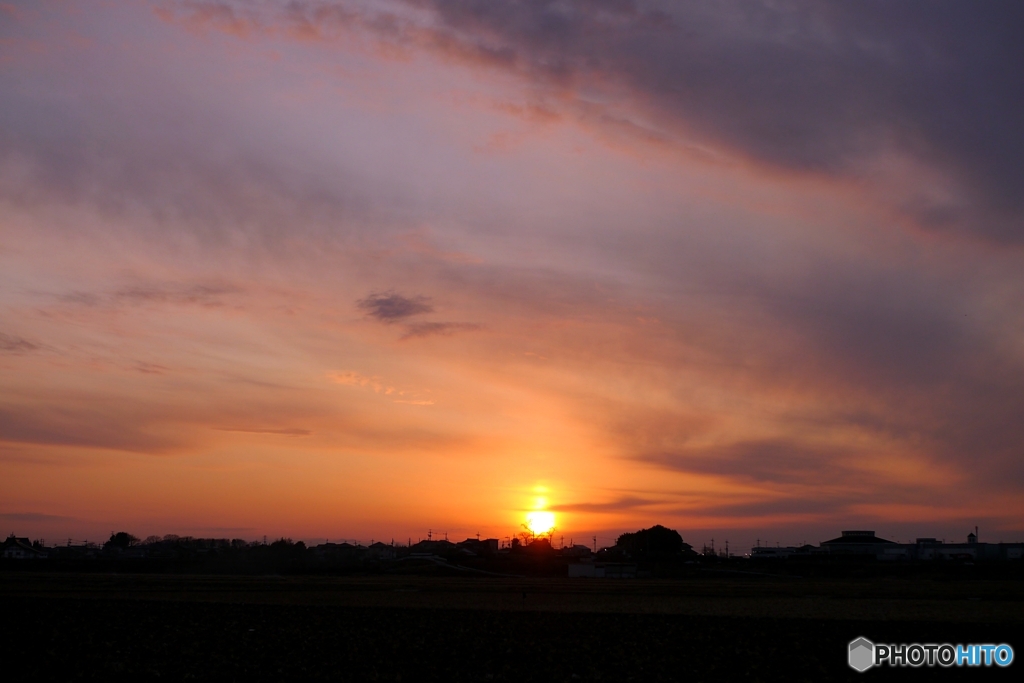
[366,541,395,560]
[750,529,1024,563]
[456,538,499,556]
[749,543,820,559]
[1,535,46,559]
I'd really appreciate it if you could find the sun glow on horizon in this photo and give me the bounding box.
[525,510,555,536]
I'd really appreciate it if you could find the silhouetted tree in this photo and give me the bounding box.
[104,532,139,550]
[269,538,308,560]
[614,525,689,560]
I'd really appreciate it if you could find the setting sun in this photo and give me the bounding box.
[526,511,555,536]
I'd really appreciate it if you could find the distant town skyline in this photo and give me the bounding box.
[8,523,1021,569]
[2,520,1013,561]
[2,2,1024,548]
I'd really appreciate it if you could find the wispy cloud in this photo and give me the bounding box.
[0,333,39,353]
[214,427,312,436]
[551,496,663,514]
[357,291,433,322]
[113,283,242,307]
[329,371,434,405]
[57,283,243,309]
[0,405,181,454]
[135,363,170,375]
[400,321,480,340]
[0,511,74,523]
[634,440,862,486]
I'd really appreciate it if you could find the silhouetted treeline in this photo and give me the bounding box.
[5,527,1022,578]
[3,527,698,576]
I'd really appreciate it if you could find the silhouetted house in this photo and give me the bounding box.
[312,542,363,562]
[456,538,499,556]
[49,542,100,559]
[409,539,456,556]
[365,542,395,560]
[2,535,46,559]
[561,544,593,558]
[820,530,903,559]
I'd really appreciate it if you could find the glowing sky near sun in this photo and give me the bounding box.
[2,1,1024,548]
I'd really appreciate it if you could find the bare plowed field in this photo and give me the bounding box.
[2,574,1020,681]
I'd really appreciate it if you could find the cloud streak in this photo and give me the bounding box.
[635,440,861,487]
[0,511,74,523]
[551,496,663,514]
[400,321,480,340]
[214,427,312,436]
[0,333,39,353]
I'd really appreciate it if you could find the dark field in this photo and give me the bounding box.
[3,573,1022,681]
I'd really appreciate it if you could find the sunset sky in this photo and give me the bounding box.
[2,0,1023,550]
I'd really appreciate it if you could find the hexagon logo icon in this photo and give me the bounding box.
[849,637,874,672]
